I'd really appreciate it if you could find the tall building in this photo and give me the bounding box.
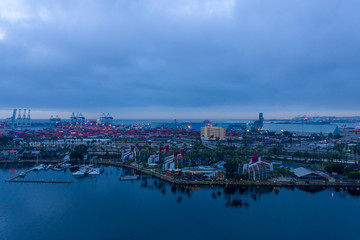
[201,125,226,140]
[254,112,264,129]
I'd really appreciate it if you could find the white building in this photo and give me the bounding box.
[163,155,176,171]
[181,166,225,180]
[122,149,135,161]
[243,153,274,180]
[148,154,159,165]
[201,125,226,140]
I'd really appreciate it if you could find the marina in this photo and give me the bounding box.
[4,160,104,183]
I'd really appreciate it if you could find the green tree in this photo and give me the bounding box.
[348,171,360,180]
[325,163,345,174]
[70,144,88,160]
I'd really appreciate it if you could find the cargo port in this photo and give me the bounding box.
[1,110,360,185]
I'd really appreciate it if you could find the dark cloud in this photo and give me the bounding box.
[0,0,359,117]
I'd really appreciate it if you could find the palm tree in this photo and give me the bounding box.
[351,145,359,164]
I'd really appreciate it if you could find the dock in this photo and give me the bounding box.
[8,168,34,181]
[5,163,73,184]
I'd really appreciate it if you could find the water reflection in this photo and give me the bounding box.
[223,185,275,208]
[136,173,360,208]
[138,176,279,208]
[139,176,193,201]
[348,188,360,196]
[297,186,326,193]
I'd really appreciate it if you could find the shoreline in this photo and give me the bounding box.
[97,160,360,188]
[2,159,360,188]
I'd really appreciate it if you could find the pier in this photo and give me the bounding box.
[4,161,73,184]
[7,168,34,181]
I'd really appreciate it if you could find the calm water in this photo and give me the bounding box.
[0,165,359,240]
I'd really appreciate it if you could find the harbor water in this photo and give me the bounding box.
[0,165,359,240]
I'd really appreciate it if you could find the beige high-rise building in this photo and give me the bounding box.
[201,125,226,140]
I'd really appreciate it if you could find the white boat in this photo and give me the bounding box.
[52,165,64,171]
[120,175,140,181]
[32,164,45,171]
[45,164,53,170]
[60,163,72,168]
[88,168,101,176]
[72,167,87,177]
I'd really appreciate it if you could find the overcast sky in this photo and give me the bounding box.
[0,0,359,119]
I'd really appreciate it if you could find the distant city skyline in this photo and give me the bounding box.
[0,108,359,120]
[1,1,360,118]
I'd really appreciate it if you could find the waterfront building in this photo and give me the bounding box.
[122,148,136,161]
[262,123,340,136]
[181,166,225,180]
[292,167,335,182]
[214,161,226,170]
[242,152,274,180]
[148,154,159,165]
[10,150,18,160]
[0,150,18,160]
[163,155,176,171]
[162,151,184,171]
[201,125,226,140]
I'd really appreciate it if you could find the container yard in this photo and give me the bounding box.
[0,121,200,139]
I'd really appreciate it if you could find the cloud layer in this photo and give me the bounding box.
[0,0,360,117]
